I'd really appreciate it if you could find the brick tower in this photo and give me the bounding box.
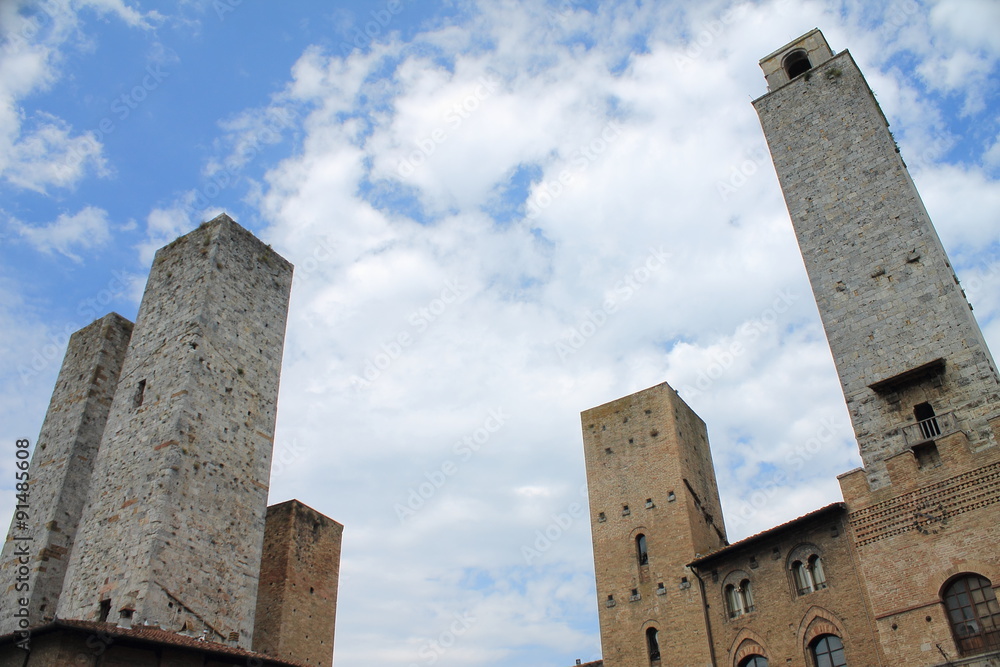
[55,214,293,648]
[754,29,1000,665]
[0,314,133,634]
[582,382,726,667]
[253,500,344,667]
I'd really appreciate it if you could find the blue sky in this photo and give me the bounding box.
[2,1,1000,665]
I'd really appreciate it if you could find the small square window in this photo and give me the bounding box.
[912,442,941,469]
[598,512,606,522]
[622,505,630,516]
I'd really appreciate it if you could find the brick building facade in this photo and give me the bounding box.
[582,30,1000,667]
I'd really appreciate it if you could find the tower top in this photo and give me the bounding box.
[758,28,836,92]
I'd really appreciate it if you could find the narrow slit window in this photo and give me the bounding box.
[636,534,649,566]
[133,379,147,408]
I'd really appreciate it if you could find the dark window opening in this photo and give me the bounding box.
[811,635,847,667]
[913,442,942,469]
[636,534,649,566]
[783,49,812,79]
[944,574,1000,656]
[98,599,111,623]
[739,656,768,667]
[646,627,661,663]
[914,402,941,440]
[133,379,146,408]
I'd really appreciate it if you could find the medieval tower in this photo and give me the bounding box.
[0,314,133,634]
[53,214,293,648]
[582,383,727,667]
[754,29,1000,665]
[583,29,1000,667]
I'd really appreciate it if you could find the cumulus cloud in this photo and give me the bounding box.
[0,0,160,191]
[196,3,997,664]
[10,206,112,261]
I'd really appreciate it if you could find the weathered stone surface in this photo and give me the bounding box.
[754,37,1000,490]
[0,313,133,635]
[56,214,293,649]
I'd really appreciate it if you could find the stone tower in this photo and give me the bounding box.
[56,214,293,649]
[0,314,133,634]
[253,499,344,667]
[753,28,1000,489]
[582,382,726,667]
[754,30,1000,665]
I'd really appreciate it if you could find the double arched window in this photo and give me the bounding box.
[793,554,827,595]
[725,578,755,618]
[810,634,846,667]
[943,574,1000,656]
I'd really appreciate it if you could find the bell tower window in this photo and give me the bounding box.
[783,49,812,79]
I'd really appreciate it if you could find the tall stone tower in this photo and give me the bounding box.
[754,30,1000,665]
[0,314,133,634]
[753,28,1000,489]
[582,382,726,667]
[56,214,293,648]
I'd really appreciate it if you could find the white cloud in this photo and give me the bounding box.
[0,0,160,192]
[229,3,998,663]
[10,206,112,261]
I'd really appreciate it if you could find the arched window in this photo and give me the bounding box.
[811,634,846,667]
[810,555,827,588]
[739,656,768,667]
[636,534,649,566]
[725,579,755,617]
[943,574,1000,655]
[645,626,661,663]
[793,555,827,595]
[782,49,812,80]
[726,584,741,618]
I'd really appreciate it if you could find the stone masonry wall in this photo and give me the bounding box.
[754,48,1000,490]
[583,382,726,667]
[0,313,133,635]
[253,499,343,667]
[56,214,293,649]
